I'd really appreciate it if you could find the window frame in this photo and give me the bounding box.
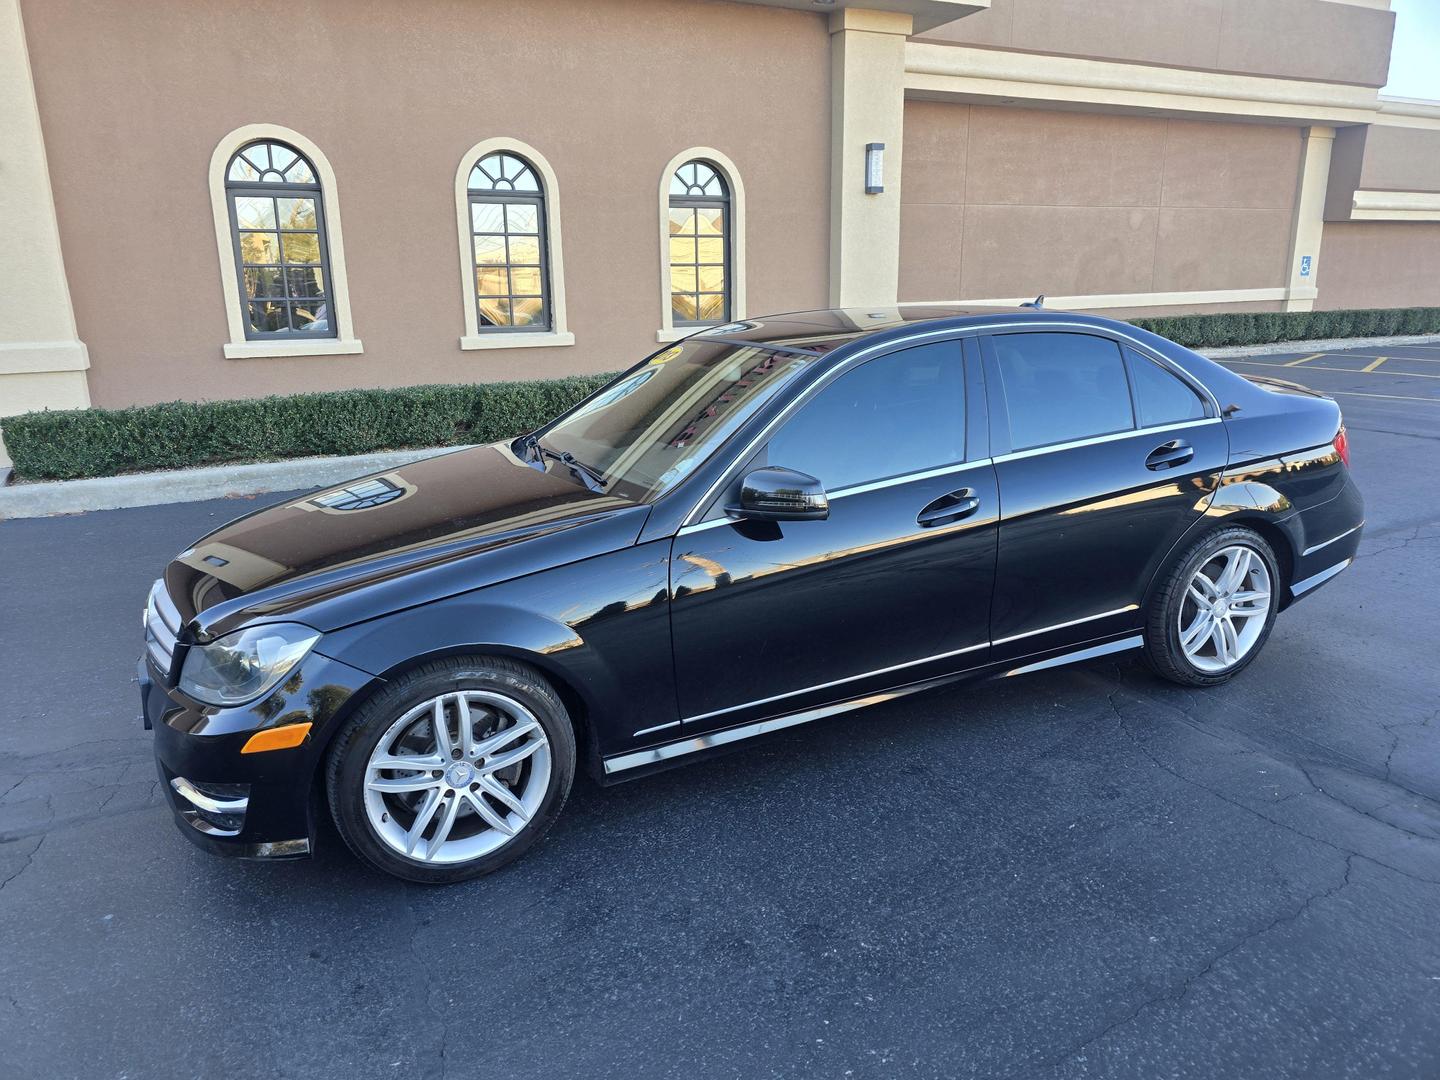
[208,124,361,359]
[467,157,553,335]
[223,144,336,342]
[454,138,573,351]
[667,163,731,330]
[657,147,746,344]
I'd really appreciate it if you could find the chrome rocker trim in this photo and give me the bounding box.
[610,633,1145,774]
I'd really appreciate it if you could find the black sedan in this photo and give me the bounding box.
[140,307,1363,882]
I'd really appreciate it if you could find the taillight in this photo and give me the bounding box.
[1334,425,1350,467]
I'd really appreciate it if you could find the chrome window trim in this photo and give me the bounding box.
[675,457,993,537]
[1302,522,1364,557]
[676,319,1222,530]
[1290,557,1353,596]
[991,604,1138,646]
[990,418,1222,464]
[677,640,989,728]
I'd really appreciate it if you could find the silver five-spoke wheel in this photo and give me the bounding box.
[1177,544,1272,673]
[363,690,552,864]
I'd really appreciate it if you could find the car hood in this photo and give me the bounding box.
[162,443,646,637]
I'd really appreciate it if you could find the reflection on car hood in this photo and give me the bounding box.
[162,443,644,636]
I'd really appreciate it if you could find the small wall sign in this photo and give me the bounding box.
[1299,255,1312,277]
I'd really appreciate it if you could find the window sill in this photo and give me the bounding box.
[460,332,575,351]
[655,328,702,343]
[224,339,364,360]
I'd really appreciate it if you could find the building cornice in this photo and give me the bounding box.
[905,42,1389,127]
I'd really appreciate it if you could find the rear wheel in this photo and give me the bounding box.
[1144,526,1278,687]
[326,656,575,884]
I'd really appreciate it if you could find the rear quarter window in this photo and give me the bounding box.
[1125,347,1207,427]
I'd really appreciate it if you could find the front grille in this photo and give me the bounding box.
[144,579,183,679]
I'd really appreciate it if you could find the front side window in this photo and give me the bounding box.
[225,141,334,339]
[668,161,730,326]
[765,342,965,491]
[468,152,550,331]
[992,333,1135,450]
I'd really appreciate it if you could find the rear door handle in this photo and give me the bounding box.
[917,488,980,527]
[1145,439,1194,471]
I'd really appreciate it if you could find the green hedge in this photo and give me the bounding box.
[1129,306,1440,349]
[3,373,617,482]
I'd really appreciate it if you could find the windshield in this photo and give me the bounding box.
[535,339,813,501]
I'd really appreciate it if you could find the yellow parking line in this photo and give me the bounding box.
[1221,359,1440,380]
[1361,356,1388,373]
[1320,390,1440,404]
[1282,353,1323,367]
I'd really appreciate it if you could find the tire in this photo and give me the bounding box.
[326,655,576,884]
[1143,525,1280,687]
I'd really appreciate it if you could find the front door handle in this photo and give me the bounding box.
[1145,439,1194,471]
[917,488,980,527]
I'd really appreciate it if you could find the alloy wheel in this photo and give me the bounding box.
[362,690,552,864]
[1177,544,1272,673]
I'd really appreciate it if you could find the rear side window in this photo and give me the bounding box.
[1125,347,1207,427]
[991,333,1134,450]
[765,341,964,491]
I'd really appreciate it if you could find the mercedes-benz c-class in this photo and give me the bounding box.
[139,307,1363,882]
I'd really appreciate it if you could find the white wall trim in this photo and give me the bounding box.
[656,147,747,341]
[208,124,361,360]
[454,137,572,351]
[904,43,1383,126]
[0,340,90,375]
[1349,190,1440,221]
[901,286,1317,311]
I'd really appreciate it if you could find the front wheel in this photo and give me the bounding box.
[326,656,576,884]
[1144,526,1279,687]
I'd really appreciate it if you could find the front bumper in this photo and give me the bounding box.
[141,649,378,859]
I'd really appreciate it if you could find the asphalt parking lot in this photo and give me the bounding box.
[2,344,1438,1080]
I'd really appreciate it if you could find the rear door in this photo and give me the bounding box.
[981,330,1228,660]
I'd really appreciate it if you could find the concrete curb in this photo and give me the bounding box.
[1198,332,1440,359]
[0,446,462,521]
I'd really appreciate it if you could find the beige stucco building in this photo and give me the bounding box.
[2,0,1438,463]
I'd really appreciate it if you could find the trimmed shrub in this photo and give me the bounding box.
[1128,306,1440,349]
[3,373,616,482]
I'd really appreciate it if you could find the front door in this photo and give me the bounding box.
[669,338,997,733]
[981,330,1228,660]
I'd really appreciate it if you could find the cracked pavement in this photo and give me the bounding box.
[1,346,1438,1078]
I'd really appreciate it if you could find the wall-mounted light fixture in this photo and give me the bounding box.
[865,142,885,194]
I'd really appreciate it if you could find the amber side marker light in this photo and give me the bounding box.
[241,722,314,754]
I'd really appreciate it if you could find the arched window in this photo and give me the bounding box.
[467,151,552,333]
[667,160,730,326]
[224,140,335,339]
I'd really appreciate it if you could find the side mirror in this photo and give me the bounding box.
[727,467,829,522]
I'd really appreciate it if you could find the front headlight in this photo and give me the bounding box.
[178,623,321,707]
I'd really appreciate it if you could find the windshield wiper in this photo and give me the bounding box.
[519,434,607,492]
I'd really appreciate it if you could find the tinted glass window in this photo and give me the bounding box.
[765,341,964,490]
[992,333,1134,450]
[1125,347,1206,427]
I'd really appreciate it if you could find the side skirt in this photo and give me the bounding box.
[601,633,1145,779]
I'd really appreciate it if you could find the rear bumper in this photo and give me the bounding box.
[141,650,378,859]
[1286,474,1364,605]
